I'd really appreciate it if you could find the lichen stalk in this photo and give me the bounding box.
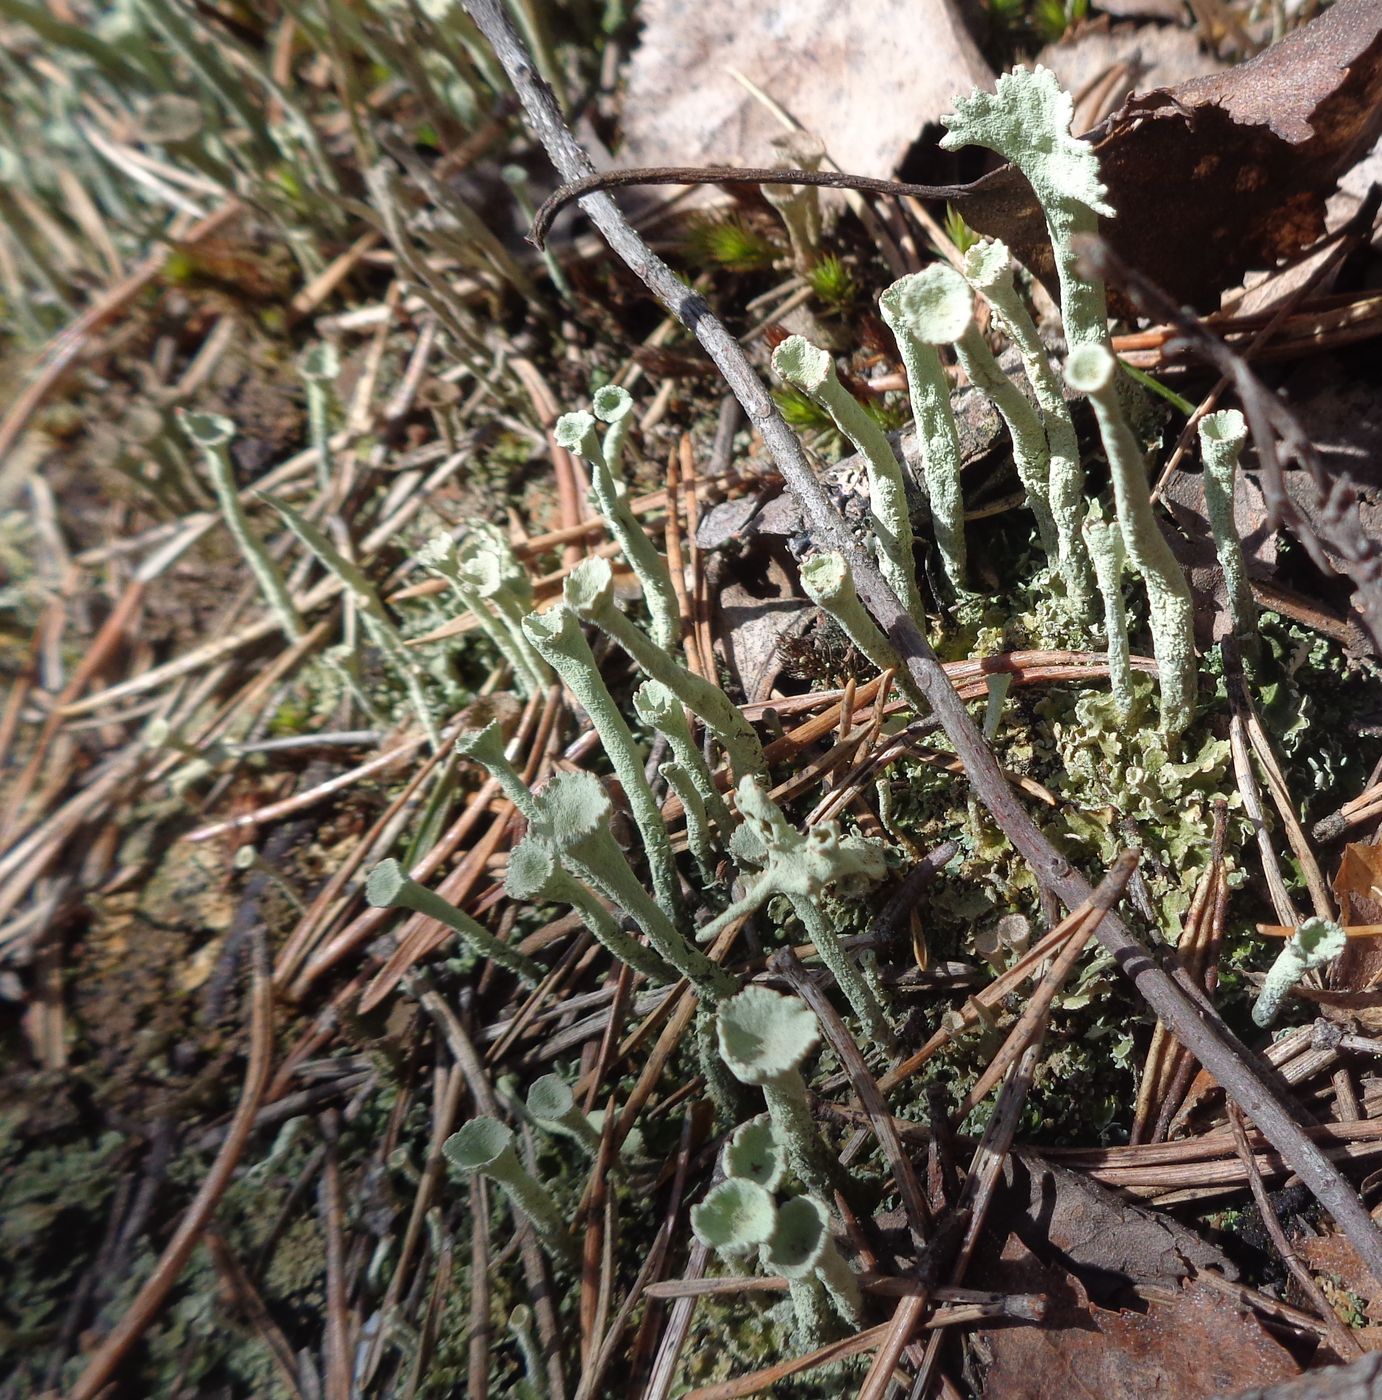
[798,552,914,701]
[762,131,825,273]
[1081,502,1135,722]
[456,721,541,822]
[1198,409,1258,659]
[1066,345,1195,735]
[367,858,543,985]
[877,283,969,592]
[180,412,305,644]
[266,495,442,749]
[633,680,736,837]
[443,1118,575,1264]
[529,771,736,999]
[771,335,926,626]
[662,761,717,885]
[963,239,1092,608]
[521,604,682,918]
[565,556,765,779]
[557,404,681,650]
[890,265,1056,554]
[505,834,675,983]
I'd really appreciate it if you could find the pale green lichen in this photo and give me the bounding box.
[525,1073,601,1157]
[716,985,838,1199]
[942,65,1114,354]
[963,238,1092,609]
[556,403,681,650]
[443,1118,575,1264]
[762,130,825,273]
[878,273,970,592]
[690,1177,778,1262]
[366,858,543,986]
[420,530,551,698]
[1081,501,1134,722]
[798,552,910,696]
[521,603,682,918]
[662,760,718,886]
[1065,345,1195,736]
[722,1114,788,1191]
[885,265,1057,557]
[709,778,893,1052]
[565,555,765,779]
[771,334,926,626]
[527,770,736,999]
[504,833,675,983]
[1252,917,1347,1027]
[298,341,340,494]
[456,721,540,821]
[1199,409,1258,658]
[266,493,443,748]
[761,1194,863,1337]
[633,680,736,839]
[180,411,304,644]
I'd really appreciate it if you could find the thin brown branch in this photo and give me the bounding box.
[529,166,970,249]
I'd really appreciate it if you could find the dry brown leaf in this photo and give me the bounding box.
[1334,842,1382,907]
[956,0,1382,309]
[1036,19,1226,133]
[1330,838,1382,1004]
[973,1224,1299,1400]
[618,0,993,177]
[1296,1230,1382,1320]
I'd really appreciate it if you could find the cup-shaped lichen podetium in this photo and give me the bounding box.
[770,334,925,627]
[722,1114,787,1192]
[521,603,681,919]
[555,405,681,651]
[761,1195,863,1335]
[689,1177,778,1263]
[504,834,675,984]
[1065,344,1195,736]
[716,986,837,1200]
[455,720,540,822]
[444,1117,575,1265]
[366,858,543,986]
[525,1073,601,1157]
[565,555,765,780]
[529,770,737,1001]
